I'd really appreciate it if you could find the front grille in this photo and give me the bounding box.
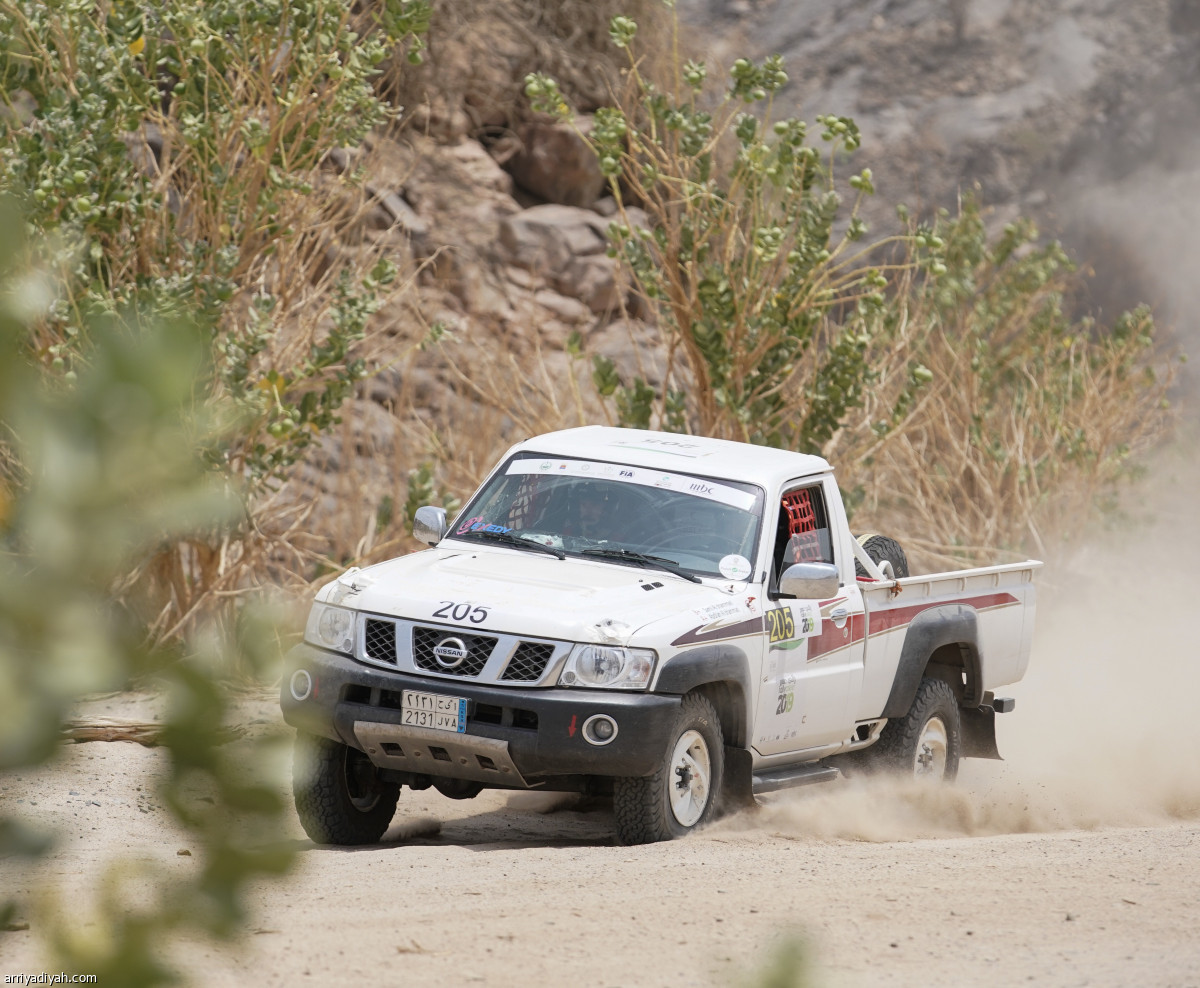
[355,614,564,685]
[412,626,495,677]
[501,641,556,681]
[364,619,397,664]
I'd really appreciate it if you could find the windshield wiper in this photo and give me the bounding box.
[581,548,701,584]
[453,529,566,559]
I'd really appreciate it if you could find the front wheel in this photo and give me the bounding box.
[614,693,724,845]
[872,677,961,781]
[292,732,400,845]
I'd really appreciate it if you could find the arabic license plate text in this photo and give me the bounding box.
[401,691,466,732]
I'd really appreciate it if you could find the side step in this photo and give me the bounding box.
[752,763,841,795]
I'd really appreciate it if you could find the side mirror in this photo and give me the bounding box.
[413,505,448,546]
[778,562,839,600]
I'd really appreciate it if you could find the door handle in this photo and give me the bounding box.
[830,606,849,628]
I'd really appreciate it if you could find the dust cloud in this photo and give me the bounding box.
[715,40,1200,841]
[714,432,1200,842]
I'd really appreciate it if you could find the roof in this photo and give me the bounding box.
[510,426,831,489]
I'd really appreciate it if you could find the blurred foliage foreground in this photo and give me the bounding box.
[0,205,295,984]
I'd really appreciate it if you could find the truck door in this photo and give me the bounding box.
[754,480,865,755]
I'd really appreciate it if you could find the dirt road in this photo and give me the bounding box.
[4,443,1200,987]
[3,745,1198,987]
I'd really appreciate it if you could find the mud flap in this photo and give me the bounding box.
[960,705,1002,760]
[721,744,756,811]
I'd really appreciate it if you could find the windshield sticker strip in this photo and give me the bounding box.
[507,458,757,512]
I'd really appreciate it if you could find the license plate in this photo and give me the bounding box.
[401,690,467,733]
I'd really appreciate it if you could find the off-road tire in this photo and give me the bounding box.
[292,731,400,845]
[872,677,961,781]
[614,693,724,845]
[854,534,910,579]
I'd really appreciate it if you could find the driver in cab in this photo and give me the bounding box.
[565,484,621,540]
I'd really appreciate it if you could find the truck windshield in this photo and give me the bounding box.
[447,453,765,581]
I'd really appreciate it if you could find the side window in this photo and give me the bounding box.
[773,484,834,582]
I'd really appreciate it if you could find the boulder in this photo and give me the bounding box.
[365,182,431,257]
[533,288,591,324]
[498,203,593,272]
[586,318,670,388]
[564,254,623,314]
[498,203,650,314]
[507,117,607,207]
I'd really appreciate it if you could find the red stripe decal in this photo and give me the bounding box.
[807,613,867,661]
[867,592,1019,636]
[671,591,1019,653]
[671,616,763,647]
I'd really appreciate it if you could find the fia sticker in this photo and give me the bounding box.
[718,554,752,581]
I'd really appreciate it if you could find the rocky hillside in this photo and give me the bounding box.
[293,0,1196,553]
[683,0,1200,335]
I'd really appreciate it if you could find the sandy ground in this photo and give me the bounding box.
[4,443,1200,987]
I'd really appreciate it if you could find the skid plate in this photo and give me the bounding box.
[353,720,529,787]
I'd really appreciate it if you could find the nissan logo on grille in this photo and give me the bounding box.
[432,636,470,669]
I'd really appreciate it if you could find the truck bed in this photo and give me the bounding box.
[855,559,1041,720]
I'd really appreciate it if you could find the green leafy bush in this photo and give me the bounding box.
[1,0,428,641]
[846,200,1174,566]
[525,19,927,450]
[522,11,1173,562]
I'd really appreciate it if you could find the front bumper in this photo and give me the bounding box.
[281,643,682,785]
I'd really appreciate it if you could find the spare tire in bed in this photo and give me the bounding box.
[854,533,910,579]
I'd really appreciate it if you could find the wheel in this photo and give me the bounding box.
[854,533,910,579]
[872,678,961,781]
[292,731,400,845]
[614,693,724,844]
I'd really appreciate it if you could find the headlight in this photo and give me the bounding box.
[559,644,656,690]
[305,603,356,654]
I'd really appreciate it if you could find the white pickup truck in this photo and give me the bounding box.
[282,427,1040,845]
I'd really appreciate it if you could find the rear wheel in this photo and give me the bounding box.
[293,732,400,845]
[872,678,961,781]
[854,534,910,579]
[614,694,724,844]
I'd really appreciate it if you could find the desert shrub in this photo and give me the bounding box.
[0,203,295,984]
[0,0,428,641]
[845,202,1174,568]
[521,11,1174,563]
[524,15,931,449]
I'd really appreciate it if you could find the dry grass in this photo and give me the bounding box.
[840,272,1174,572]
[113,4,1178,642]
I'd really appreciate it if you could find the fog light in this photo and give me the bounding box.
[289,669,313,702]
[581,714,618,746]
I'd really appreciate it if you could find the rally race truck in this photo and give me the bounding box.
[281,426,1040,845]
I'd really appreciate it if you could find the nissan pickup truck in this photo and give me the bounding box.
[281,426,1040,845]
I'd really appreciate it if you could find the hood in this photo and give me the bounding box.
[318,544,754,646]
